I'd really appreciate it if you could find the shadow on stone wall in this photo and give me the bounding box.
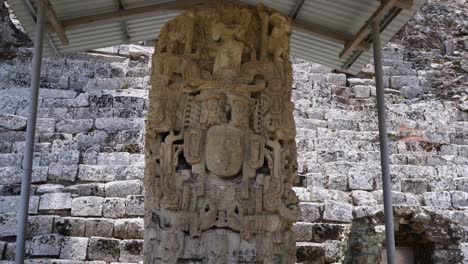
[342,206,466,264]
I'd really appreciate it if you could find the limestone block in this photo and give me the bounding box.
[311,223,347,242]
[89,94,113,108]
[455,177,468,192]
[65,183,105,197]
[461,243,468,264]
[113,96,146,112]
[114,218,144,239]
[56,150,80,165]
[296,242,325,263]
[95,118,145,133]
[75,131,109,151]
[293,187,312,202]
[310,188,332,202]
[117,163,144,177]
[383,66,416,76]
[0,195,39,214]
[400,178,428,194]
[309,73,327,84]
[125,195,144,216]
[348,78,375,88]
[327,174,347,191]
[390,76,419,88]
[129,154,144,165]
[353,205,382,219]
[60,237,89,260]
[104,180,142,198]
[54,217,86,237]
[431,249,464,264]
[0,114,27,131]
[84,218,114,237]
[324,240,341,263]
[0,167,21,184]
[0,213,17,237]
[27,216,54,238]
[326,73,346,86]
[82,147,99,165]
[71,197,103,217]
[55,119,93,134]
[74,107,114,120]
[0,241,5,260]
[77,165,116,182]
[37,184,65,194]
[401,85,424,99]
[48,163,78,182]
[41,97,88,109]
[348,167,375,191]
[323,200,353,223]
[87,237,120,262]
[353,85,372,98]
[299,202,322,222]
[103,198,126,218]
[351,190,378,206]
[423,191,452,209]
[97,152,130,165]
[28,234,63,257]
[3,241,16,260]
[305,173,326,189]
[0,153,22,167]
[39,193,72,211]
[293,222,313,242]
[451,191,468,209]
[119,240,143,263]
[459,146,468,159]
[36,118,56,134]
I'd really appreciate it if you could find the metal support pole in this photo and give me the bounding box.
[372,21,396,264]
[15,2,45,263]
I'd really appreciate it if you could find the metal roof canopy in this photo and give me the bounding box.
[6,0,426,74]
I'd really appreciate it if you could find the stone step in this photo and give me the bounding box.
[84,77,149,92]
[296,242,325,263]
[382,51,404,61]
[382,59,413,69]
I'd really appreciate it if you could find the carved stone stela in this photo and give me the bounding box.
[144,4,300,263]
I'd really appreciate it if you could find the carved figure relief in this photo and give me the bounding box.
[145,4,300,264]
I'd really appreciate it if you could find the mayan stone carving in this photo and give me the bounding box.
[144,4,300,263]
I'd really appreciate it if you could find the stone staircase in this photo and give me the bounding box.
[0,45,467,263]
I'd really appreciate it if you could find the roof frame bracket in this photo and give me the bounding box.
[39,0,69,46]
[339,0,413,59]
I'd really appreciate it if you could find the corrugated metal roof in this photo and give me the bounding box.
[6,0,427,74]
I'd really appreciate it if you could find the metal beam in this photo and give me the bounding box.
[116,0,130,44]
[39,0,69,46]
[290,0,305,19]
[339,0,399,59]
[372,20,396,264]
[15,1,45,264]
[22,0,60,55]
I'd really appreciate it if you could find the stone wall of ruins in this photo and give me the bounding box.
[144,5,300,263]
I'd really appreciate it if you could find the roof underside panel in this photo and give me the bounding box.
[6,0,427,74]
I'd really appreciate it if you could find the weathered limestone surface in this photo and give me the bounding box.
[144,5,300,263]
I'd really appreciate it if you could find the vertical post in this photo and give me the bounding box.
[372,21,396,264]
[15,2,45,264]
